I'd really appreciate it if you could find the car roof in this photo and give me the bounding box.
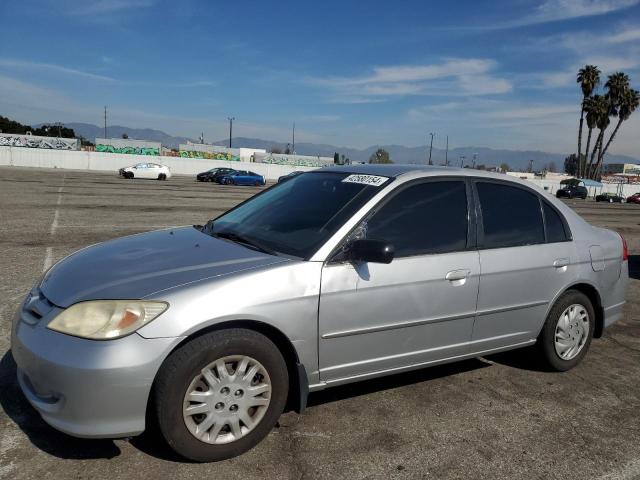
[319,163,513,182]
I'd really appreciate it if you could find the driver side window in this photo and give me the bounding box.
[365,181,469,257]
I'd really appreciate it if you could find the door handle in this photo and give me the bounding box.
[445,269,470,282]
[553,258,570,268]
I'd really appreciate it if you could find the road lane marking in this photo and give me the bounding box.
[43,175,65,272]
[42,247,53,273]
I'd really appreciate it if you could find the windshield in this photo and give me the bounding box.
[204,171,391,259]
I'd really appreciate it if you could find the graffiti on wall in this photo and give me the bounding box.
[179,150,240,161]
[96,144,160,156]
[258,153,327,167]
[0,134,79,150]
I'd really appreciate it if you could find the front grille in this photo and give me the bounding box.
[22,289,54,325]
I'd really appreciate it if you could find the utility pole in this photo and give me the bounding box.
[428,132,435,165]
[227,117,235,148]
[445,135,449,166]
[528,159,534,173]
[459,155,465,168]
[292,122,295,154]
[104,106,107,138]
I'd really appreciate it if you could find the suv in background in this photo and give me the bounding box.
[556,184,588,199]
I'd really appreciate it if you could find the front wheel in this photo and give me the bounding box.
[536,290,595,371]
[154,329,289,462]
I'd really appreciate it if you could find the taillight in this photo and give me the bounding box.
[620,233,629,261]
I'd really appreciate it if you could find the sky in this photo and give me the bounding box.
[0,0,639,156]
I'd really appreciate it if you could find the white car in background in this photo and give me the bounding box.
[119,162,171,180]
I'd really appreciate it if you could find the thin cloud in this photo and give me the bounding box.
[69,0,155,16]
[0,59,117,82]
[309,58,512,103]
[491,0,639,29]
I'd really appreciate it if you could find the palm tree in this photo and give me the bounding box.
[586,95,612,178]
[592,73,632,177]
[582,96,599,177]
[576,65,600,176]
[604,72,630,101]
[599,88,640,164]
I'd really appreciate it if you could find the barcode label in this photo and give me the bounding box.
[342,174,388,186]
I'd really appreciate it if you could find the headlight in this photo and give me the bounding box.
[47,300,168,340]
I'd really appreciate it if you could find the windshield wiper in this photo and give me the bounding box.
[213,231,276,255]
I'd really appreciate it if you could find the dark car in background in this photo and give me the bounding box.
[277,171,304,183]
[217,170,266,186]
[596,192,625,203]
[556,185,588,199]
[196,168,236,182]
[626,193,640,204]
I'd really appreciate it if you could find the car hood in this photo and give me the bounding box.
[40,226,287,308]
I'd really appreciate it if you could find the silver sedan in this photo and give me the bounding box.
[11,165,628,461]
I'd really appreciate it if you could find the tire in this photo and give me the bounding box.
[158,173,166,181]
[536,290,595,371]
[126,172,134,179]
[154,329,289,462]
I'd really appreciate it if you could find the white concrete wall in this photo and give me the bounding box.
[0,146,317,180]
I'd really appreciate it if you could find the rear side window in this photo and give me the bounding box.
[366,181,468,257]
[477,182,544,248]
[543,201,569,243]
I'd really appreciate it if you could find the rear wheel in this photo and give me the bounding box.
[536,290,595,371]
[154,329,288,462]
[158,173,167,181]
[126,172,134,179]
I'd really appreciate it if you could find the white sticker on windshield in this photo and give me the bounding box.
[342,174,388,186]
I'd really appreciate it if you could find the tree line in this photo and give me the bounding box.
[0,115,95,146]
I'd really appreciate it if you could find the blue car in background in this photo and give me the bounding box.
[217,170,266,186]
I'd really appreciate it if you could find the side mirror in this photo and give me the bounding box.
[348,239,394,264]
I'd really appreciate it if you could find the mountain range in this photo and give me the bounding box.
[61,122,640,172]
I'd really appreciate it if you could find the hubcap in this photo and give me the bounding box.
[183,355,271,444]
[554,304,590,360]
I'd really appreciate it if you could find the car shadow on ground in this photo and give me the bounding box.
[628,255,640,280]
[0,350,122,460]
[2,349,499,463]
[2,344,553,463]
[484,346,553,372]
[306,358,491,408]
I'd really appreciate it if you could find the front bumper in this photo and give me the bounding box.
[11,303,182,438]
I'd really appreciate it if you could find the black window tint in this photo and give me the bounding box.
[477,182,544,248]
[543,201,568,243]
[366,181,468,256]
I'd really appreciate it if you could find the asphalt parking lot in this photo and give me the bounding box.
[1,166,639,480]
